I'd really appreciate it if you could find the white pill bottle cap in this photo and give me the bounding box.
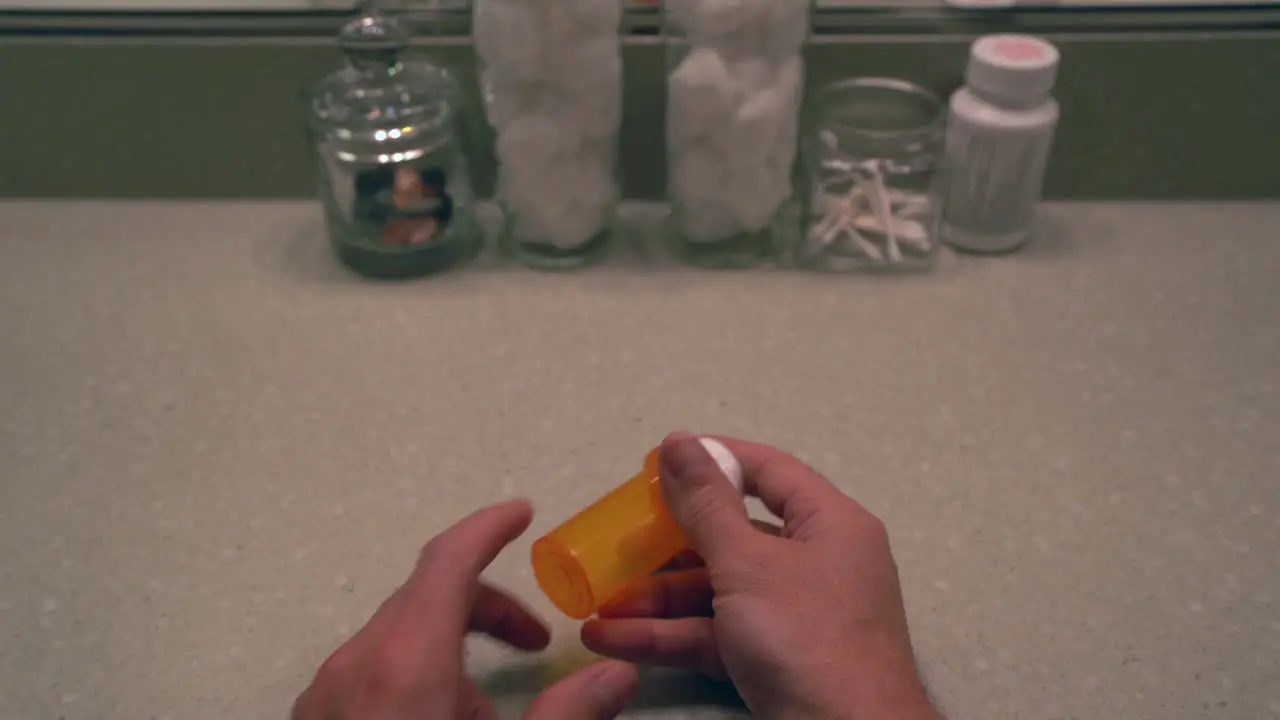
[966,34,1060,104]
[697,437,745,493]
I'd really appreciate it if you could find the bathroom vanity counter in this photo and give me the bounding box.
[1,201,1277,719]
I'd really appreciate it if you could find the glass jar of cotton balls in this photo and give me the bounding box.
[664,0,809,268]
[474,0,624,269]
[795,78,945,273]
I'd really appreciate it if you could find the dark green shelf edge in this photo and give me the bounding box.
[1,31,1278,199]
[3,5,1279,36]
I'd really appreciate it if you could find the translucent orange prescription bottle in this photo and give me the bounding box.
[531,438,743,619]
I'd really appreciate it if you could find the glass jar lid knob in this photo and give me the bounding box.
[339,2,410,73]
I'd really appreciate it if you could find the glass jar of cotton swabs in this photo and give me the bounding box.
[795,78,945,273]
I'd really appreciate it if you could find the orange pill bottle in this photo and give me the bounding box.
[531,438,743,619]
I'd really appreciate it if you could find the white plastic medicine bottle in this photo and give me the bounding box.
[942,34,1060,254]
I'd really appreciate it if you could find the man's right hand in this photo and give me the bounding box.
[582,432,941,720]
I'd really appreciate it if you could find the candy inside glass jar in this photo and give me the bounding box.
[796,78,945,272]
[305,6,480,279]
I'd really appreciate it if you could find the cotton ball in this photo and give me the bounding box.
[506,173,570,245]
[766,56,804,174]
[767,126,800,191]
[678,205,740,243]
[667,47,734,148]
[722,84,783,163]
[509,210,550,245]
[479,70,539,130]
[773,55,804,110]
[542,13,599,88]
[574,153,616,221]
[763,0,809,58]
[498,153,550,215]
[579,139,618,179]
[668,0,734,54]
[686,0,766,59]
[544,200,606,249]
[726,79,794,233]
[574,84,622,140]
[664,0,703,37]
[471,0,502,61]
[671,143,727,208]
[540,153,613,248]
[553,38,623,138]
[563,149,614,209]
[726,57,775,103]
[672,153,739,241]
[774,56,804,110]
[501,170,551,238]
[569,0,623,37]
[496,110,577,198]
[554,37,621,96]
[542,202,600,249]
[474,0,544,84]
[512,145,614,249]
[666,98,699,150]
[540,1,578,48]
[497,111,573,168]
[482,0,621,251]
[726,164,787,232]
[671,143,740,242]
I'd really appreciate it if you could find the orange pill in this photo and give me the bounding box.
[531,438,743,619]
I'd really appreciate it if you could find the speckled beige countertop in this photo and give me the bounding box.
[1,201,1278,720]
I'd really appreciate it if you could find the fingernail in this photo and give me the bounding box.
[659,432,709,481]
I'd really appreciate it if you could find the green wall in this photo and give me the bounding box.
[1,32,1277,198]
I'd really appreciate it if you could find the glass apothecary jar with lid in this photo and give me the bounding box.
[795,78,945,273]
[304,5,480,279]
[663,0,810,267]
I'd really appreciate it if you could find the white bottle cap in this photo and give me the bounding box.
[698,437,744,494]
[966,34,1059,103]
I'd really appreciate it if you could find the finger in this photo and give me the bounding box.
[598,568,713,619]
[706,436,857,539]
[524,660,639,720]
[289,683,322,720]
[658,549,705,572]
[750,518,784,536]
[412,499,535,587]
[581,617,727,678]
[667,519,781,545]
[655,531,789,572]
[470,582,551,651]
[399,499,535,649]
[339,581,411,657]
[458,679,499,720]
[657,433,758,567]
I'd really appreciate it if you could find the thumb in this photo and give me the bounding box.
[658,432,755,566]
[524,660,638,720]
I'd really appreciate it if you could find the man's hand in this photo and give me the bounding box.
[583,434,940,720]
[292,499,638,720]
